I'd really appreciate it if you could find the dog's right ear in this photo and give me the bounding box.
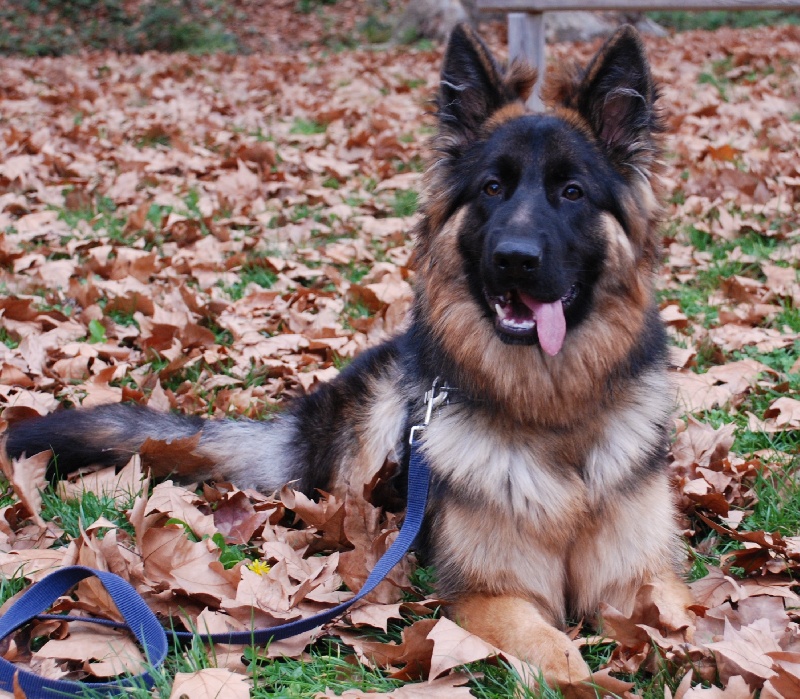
[437,24,536,147]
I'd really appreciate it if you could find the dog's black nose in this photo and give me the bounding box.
[492,239,542,279]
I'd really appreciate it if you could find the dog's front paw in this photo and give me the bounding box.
[449,594,593,690]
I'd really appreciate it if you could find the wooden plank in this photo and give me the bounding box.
[479,0,800,11]
[508,12,546,111]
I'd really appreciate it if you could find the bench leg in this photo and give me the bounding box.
[508,11,545,111]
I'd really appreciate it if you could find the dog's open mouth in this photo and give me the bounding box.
[485,285,578,355]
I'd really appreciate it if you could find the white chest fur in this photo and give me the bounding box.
[422,407,583,526]
[423,369,671,512]
[583,370,672,499]
[422,370,675,618]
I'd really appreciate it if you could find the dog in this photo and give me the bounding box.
[5,24,695,689]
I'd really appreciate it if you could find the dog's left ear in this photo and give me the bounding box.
[574,25,659,171]
[437,24,536,147]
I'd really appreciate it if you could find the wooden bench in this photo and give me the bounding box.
[477,0,800,108]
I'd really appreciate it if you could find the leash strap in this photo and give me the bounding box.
[0,439,431,697]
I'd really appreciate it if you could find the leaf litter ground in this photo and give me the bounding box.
[0,23,799,699]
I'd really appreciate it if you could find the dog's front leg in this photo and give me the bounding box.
[449,594,591,688]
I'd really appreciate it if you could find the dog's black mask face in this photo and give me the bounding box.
[434,24,658,351]
[460,117,615,349]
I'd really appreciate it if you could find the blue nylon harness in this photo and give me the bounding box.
[0,383,447,697]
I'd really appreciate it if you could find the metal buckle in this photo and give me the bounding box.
[409,377,450,444]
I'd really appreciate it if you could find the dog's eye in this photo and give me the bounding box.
[483,180,502,197]
[562,184,583,201]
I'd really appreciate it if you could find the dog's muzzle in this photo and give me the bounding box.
[484,285,578,355]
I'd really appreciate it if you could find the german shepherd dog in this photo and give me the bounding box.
[6,24,695,688]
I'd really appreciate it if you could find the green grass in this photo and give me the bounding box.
[136,130,172,149]
[659,223,788,339]
[776,304,800,333]
[0,0,236,56]
[106,308,141,329]
[358,14,392,44]
[223,264,278,301]
[733,342,800,375]
[77,634,513,699]
[0,570,28,606]
[391,189,418,217]
[86,318,108,344]
[700,76,731,101]
[658,194,800,667]
[342,300,373,332]
[648,10,800,32]
[406,564,437,599]
[56,194,132,244]
[158,360,206,393]
[342,261,370,283]
[745,460,800,536]
[250,640,404,696]
[0,327,19,349]
[395,154,426,173]
[692,356,800,454]
[51,192,210,257]
[467,662,561,698]
[295,0,338,14]
[290,118,327,136]
[202,318,234,346]
[41,488,138,539]
[683,455,800,584]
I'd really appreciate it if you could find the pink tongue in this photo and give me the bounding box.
[518,292,566,356]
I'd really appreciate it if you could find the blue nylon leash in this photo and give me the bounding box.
[0,417,435,697]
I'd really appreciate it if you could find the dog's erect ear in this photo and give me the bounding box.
[574,25,659,171]
[437,24,535,146]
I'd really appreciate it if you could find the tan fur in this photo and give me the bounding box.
[451,595,592,686]
[568,471,682,616]
[438,500,574,621]
[541,61,583,108]
[332,367,407,495]
[484,102,527,131]
[624,179,664,266]
[582,370,671,496]
[600,212,635,270]
[425,367,682,614]
[549,105,596,141]
[505,58,538,104]
[416,207,653,427]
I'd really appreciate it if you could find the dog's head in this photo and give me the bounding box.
[417,24,664,358]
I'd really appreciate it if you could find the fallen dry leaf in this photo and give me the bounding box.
[34,624,145,678]
[0,15,798,698]
[682,675,754,697]
[426,617,499,680]
[706,619,778,687]
[315,672,474,698]
[169,668,251,699]
[0,448,49,527]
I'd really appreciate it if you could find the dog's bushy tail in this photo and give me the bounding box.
[4,404,300,492]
